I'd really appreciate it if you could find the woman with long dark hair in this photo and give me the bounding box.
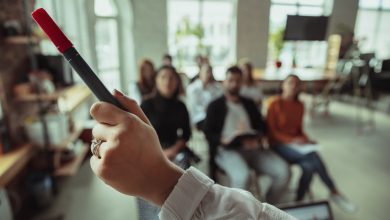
[267,75,357,213]
[128,58,156,103]
[137,65,199,220]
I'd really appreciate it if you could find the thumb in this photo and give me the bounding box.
[113,89,151,125]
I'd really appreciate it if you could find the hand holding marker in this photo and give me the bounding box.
[31,8,126,111]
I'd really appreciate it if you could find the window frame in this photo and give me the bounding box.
[355,0,390,59]
[93,0,123,90]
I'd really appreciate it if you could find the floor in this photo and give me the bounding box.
[31,99,390,220]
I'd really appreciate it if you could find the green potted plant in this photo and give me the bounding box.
[270,27,285,68]
[175,17,205,68]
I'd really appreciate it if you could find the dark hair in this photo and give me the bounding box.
[155,65,183,99]
[282,74,301,101]
[162,54,172,61]
[137,59,156,95]
[226,66,243,77]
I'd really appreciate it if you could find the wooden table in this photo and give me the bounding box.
[0,144,36,187]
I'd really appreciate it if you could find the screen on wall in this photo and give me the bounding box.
[283,15,329,41]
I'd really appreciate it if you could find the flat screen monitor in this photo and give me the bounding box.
[284,15,329,41]
[279,200,333,220]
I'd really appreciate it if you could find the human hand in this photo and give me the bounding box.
[164,147,178,160]
[90,90,184,206]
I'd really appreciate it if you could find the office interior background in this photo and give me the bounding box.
[0,0,389,219]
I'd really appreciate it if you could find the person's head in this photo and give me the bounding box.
[199,64,215,85]
[162,54,173,66]
[138,59,156,87]
[195,55,203,68]
[155,65,181,99]
[223,66,243,97]
[282,74,301,100]
[239,60,254,85]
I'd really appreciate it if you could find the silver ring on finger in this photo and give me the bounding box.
[91,139,103,159]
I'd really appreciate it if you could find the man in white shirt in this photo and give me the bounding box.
[89,89,296,219]
[203,66,290,204]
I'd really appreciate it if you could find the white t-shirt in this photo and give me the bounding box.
[221,100,252,142]
[186,79,223,124]
[159,167,297,220]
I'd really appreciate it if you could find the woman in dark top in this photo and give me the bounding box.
[138,65,194,220]
[141,65,193,165]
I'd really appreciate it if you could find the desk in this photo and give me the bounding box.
[0,144,36,187]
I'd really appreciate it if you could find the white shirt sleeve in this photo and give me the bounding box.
[159,167,297,220]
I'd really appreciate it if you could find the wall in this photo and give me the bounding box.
[236,0,270,68]
[132,0,168,71]
[0,0,32,144]
[327,0,359,36]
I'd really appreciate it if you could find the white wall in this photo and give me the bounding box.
[132,0,168,68]
[236,0,270,68]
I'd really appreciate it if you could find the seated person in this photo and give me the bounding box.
[239,60,263,108]
[267,74,357,212]
[141,65,198,168]
[203,66,290,204]
[190,55,210,84]
[128,58,156,104]
[187,63,223,130]
[139,65,198,220]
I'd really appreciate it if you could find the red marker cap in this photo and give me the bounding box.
[31,8,73,53]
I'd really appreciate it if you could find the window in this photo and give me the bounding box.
[355,0,390,59]
[268,0,332,68]
[168,0,236,79]
[94,0,121,91]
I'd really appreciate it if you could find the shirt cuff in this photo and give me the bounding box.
[159,167,214,220]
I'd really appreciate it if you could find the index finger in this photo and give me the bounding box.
[113,90,151,126]
[90,102,128,125]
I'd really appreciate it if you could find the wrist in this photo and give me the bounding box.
[149,160,184,206]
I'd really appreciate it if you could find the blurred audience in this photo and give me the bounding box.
[128,58,156,104]
[266,74,357,212]
[187,64,223,130]
[203,66,290,204]
[239,60,263,108]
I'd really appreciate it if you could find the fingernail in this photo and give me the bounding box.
[113,89,124,96]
